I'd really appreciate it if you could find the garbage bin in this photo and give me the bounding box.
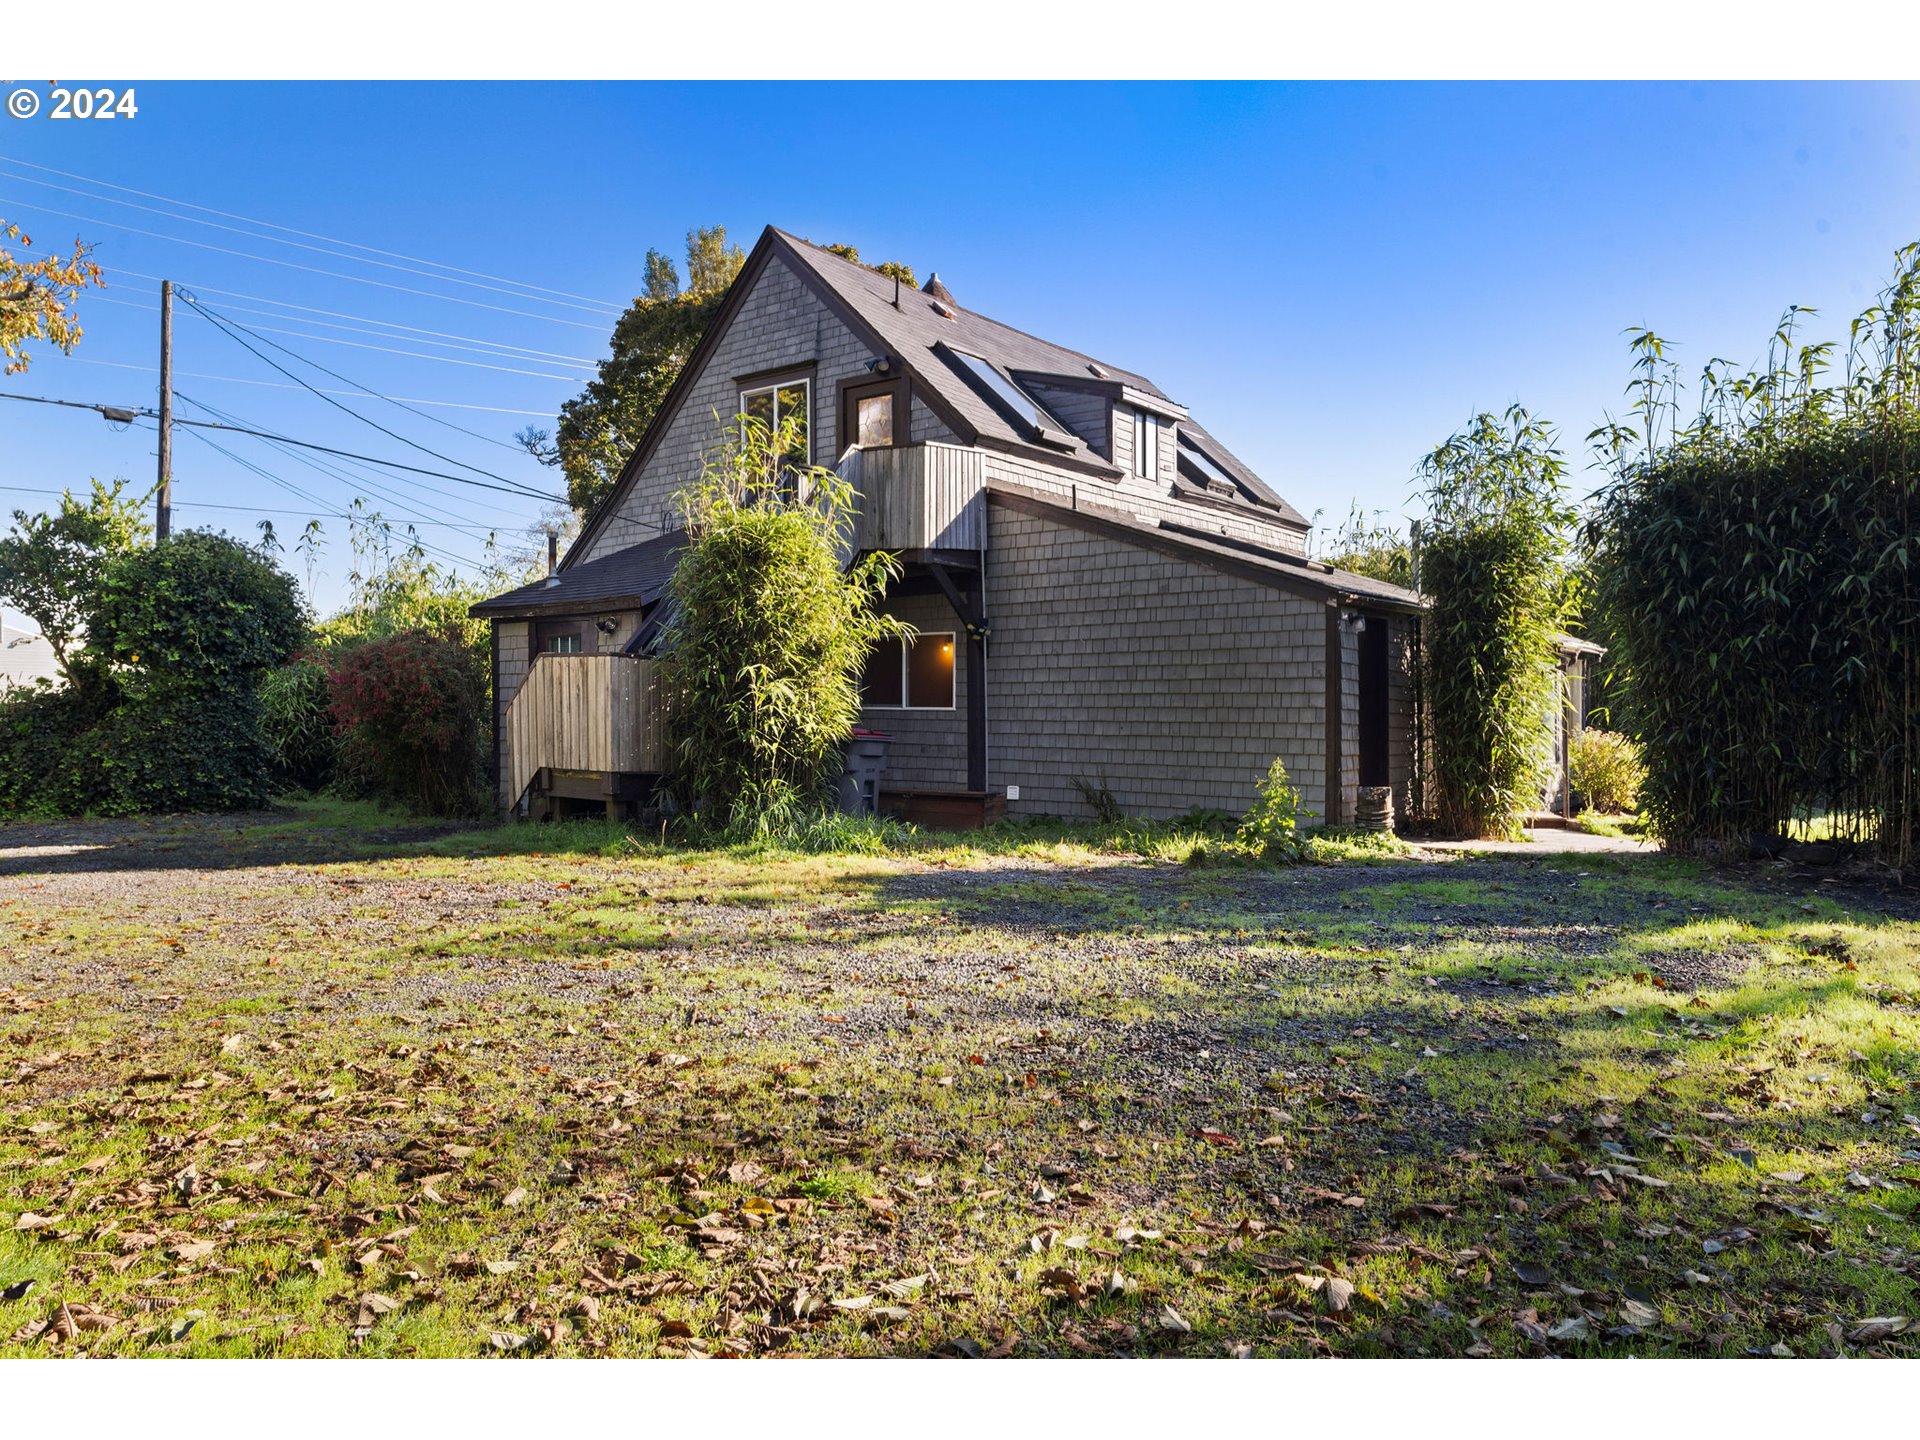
[837,728,892,816]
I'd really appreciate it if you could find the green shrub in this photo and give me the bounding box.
[95,530,306,692]
[1569,728,1644,814]
[260,654,337,791]
[1419,407,1574,839]
[661,417,905,837]
[77,687,276,815]
[1590,251,1920,868]
[0,685,105,818]
[328,629,488,816]
[1237,757,1311,861]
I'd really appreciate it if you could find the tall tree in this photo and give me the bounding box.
[0,221,104,375]
[0,479,149,690]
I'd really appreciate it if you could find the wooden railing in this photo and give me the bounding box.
[842,442,986,552]
[503,653,667,811]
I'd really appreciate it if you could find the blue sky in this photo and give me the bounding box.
[4,80,1919,622]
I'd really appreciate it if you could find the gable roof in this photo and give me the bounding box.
[471,528,686,618]
[565,225,1307,568]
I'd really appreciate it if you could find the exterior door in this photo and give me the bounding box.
[1357,617,1390,787]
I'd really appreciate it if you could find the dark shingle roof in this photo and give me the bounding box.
[470,528,686,617]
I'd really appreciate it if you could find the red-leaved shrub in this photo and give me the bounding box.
[327,629,486,815]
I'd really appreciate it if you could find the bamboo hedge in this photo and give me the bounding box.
[1589,246,1920,871]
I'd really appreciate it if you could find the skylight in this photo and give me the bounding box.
[1179,436,1240,493]
[949,350,1065,435]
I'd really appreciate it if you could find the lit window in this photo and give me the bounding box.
[861,633,955,710]
[740,379,810,477]
[857,392,895,448]
[1132,409,1159,479]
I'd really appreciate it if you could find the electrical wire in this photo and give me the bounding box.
[0,389,567,500]
[64,357,557,417]
[179,294,560,492]
[88,292,596,376]
[0,196,611,331]
[0,154,623,312]
[107,268,604,367]
[0,166,620,317]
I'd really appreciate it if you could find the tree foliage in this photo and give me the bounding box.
[0,478,148,690]
[533,226,748,517]
[95,530,307,694]
[1418,407,1575,839]
[1587,244,1920,868]
[1314,501,1413,588]
[0,220,104,374]
[661,417,906,838]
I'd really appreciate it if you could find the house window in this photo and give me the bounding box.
[1131,409,1159,479]
[861,633,955,710]
[740,379,810,477]
[534,620,587,655]
[857,392,895,448]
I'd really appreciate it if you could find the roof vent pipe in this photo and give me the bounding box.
[545,530,560,587]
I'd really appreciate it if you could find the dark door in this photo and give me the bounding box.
[1357,617,1390,787]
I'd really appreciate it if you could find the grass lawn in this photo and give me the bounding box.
[2,799,1916,1358]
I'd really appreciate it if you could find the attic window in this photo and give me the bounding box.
[1131,409,1160,479]
[950,350,1063,436]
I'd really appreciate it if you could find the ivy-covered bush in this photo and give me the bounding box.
[0,685,107,819]
[1569,729,1644,814]
[94,530,306,691]
[75,687,276,815]
[328,629,488,816]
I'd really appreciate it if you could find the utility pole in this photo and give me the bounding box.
[156,279,173,540]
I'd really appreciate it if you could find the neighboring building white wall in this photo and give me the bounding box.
[0,624,61,692]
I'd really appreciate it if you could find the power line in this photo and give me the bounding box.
[176,426,488,572]
[89,291,596,375]
[0,388,566,501]
[0,166,620,317]
[0,154,624,313]
[0,195,611,331]
[108,267,602,367]
[177,391,505,533]
[179,295,559,492]
[65,356,558,417]
[0,482,505,531]
[86,292,589,382]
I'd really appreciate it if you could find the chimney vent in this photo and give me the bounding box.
[545,530,560,587]
[922,272,956,308]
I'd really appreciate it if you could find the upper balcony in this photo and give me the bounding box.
[839,442,986,554]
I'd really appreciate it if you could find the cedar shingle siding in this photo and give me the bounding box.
[478,225,1427,821]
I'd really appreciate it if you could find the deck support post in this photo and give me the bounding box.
[928,561,988,794]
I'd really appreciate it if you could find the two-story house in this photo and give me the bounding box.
[474,227,1425,827]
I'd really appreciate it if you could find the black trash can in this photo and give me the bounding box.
[837,729,892,816]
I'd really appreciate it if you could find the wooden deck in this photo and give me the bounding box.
[503,653,667,812]
[843,443,986,552]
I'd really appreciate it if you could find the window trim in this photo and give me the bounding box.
[738,376,812,465]
[862,631,958,712]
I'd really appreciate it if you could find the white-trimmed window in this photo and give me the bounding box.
[861,633,956,710]
[740,378,810,477]
[1131,409,1159,479]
